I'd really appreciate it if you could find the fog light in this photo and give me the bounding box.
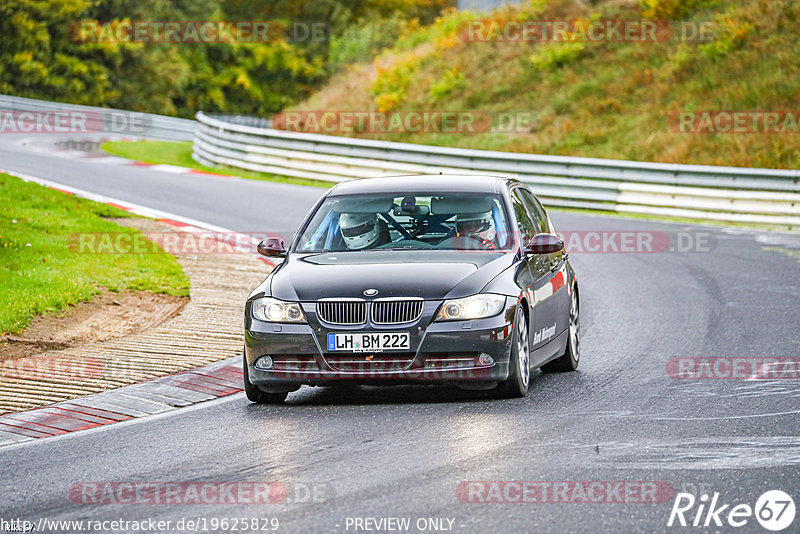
[478,353,494,366]
[255,356,274,370]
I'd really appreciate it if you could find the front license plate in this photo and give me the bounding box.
[327,332,410,352]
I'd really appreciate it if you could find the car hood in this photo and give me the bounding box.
[270,250,516,301]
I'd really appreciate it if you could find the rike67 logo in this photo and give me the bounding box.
[668,490,795,531]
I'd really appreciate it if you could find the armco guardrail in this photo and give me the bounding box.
[194,112,800,227]
[0,94,195,141]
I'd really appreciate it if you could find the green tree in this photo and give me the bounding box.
[0,0,115,104]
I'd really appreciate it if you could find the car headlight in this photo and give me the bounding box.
[251,297,306,323]
[435,294,506,321]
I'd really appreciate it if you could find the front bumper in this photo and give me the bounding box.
[244,299,517,386]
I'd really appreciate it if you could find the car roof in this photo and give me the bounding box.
[327,175,513,196]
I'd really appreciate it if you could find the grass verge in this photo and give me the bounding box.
[101,140,330,188]
[0,173,190,334]
[296,0,800,169]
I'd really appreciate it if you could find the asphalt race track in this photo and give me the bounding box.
[2,134,800,533]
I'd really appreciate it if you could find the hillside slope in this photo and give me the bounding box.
[288,0,800,169]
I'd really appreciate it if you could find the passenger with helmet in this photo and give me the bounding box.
[339,213,391,250]
[455,211,497,249]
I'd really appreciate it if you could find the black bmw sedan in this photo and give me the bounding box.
[244,175,579,402]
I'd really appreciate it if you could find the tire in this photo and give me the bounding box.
[494,304,530,398]
[542,286,580,373]
[243,351,288,404]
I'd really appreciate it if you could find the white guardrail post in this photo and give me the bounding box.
[193,112,800,227]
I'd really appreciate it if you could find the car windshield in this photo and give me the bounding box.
[295,193,513,252]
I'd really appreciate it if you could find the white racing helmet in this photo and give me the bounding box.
[456,211,496,242]
[340,213,380,249]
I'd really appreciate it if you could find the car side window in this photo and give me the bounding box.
[510,188,537,244]
[518,188,549,234]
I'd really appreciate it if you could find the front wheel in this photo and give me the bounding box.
[494,304,530,398]
[243,351,288,404]
[542,286,580,373]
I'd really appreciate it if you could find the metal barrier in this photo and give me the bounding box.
[193,112,800,227]
[2,95,795,226]
[0,94,195,141]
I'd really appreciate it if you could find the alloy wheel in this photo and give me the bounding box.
[569,290,580,363]
[517,315,530,387]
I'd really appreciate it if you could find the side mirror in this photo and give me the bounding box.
[257,237,287,258]
[524,233,564,255]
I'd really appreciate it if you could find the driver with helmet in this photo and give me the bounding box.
[339,213,391,250]
[455,211,497,249]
